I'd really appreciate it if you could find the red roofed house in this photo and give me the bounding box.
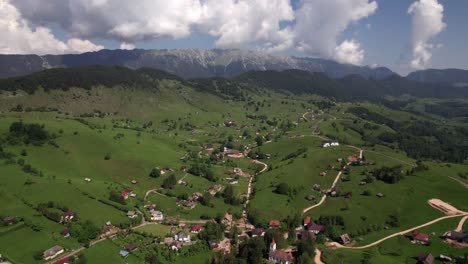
[412,231,430,244]
[306,222,326,234]
[191,224,202,233]
[222,213,233,226]
[180,166,187,172]
[345,193,352,198]
[319,171,327,177]
[55,257,70,264]
[417,253,434,264]
[303,216,311,227]
[121,189,132,200]
[268,239,294,264]
[60,228,70,238]
[269,220,281,228]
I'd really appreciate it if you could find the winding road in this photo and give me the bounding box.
[242,159,268,219]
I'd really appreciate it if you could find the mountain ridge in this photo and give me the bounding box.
[0,48,395,79]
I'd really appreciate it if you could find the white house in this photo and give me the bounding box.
[43,245,64,260]
[322,140,339,148]
[127,211,137,219]
[150,211,164,221]
[175,232,191,242]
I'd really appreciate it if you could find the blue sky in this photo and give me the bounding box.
[1,0,467,74]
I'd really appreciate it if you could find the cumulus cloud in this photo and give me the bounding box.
[408,0,446,69]
[334,39,365,65]
[0,0,102,55]
[120,42,136,50]
[6,0,377,64]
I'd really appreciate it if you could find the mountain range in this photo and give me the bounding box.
[0,49,395,79]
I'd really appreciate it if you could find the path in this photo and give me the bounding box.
[303,168,346,214]
[450,177,468,189]
[242,160,268,219]
[314,248,324,264]
[328,213,468,250]
[302,111,310,122]
[144,189,170,200]
[456,215,468,232]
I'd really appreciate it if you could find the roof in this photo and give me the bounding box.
[191,224,202,232]
[224,213,233,222]
[44,245,64,258]
[55,257,69,264]
[62,210,74,217]
[269,220,281,227]
[119,250,129,257]
[177,232,190,238]
[306,222,326,233]
[60,228,70,236]
[127,211,136,216]
[412,231,429,242]
[124,244,137,251]
[270,250,294,262]
[121,189,132,197]
[417,253,434,264]
[303,216,311,226]
[251,228,265,236]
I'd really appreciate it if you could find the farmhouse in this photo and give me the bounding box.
[183,200,196,209]
[131,180,137,184]
[223,148,244,158]
[210,238,231,254]
[412,231,430,244]
[251,228,265,237]
[228,178,239,185]
[222,213,233,226]
[121,189,132,200]
[55,257,70,264]
[124,244,138,251]
[3,216,16,225]
[190,225,202,233]
[84,178,91,182]
[444,230,468,243]
[268,239,294,264]
[61,210,74,222]
[192,192,203,200]
[60,228,70,238]
[180,166,187,172]
[127,211,137,219]
[322,140,339,148]
[319,171,327,177]
[340,234,351,245]
[306,222,326,234]
[233,168,244,176]
[169,241,183,251]
[269,220,281,228]
[175,232,191,242]
[43,245,64,260]
[417,253,434,264]
[150,211,164,221]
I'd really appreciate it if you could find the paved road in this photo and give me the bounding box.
[450,177,468,189]
[456,215,468,232]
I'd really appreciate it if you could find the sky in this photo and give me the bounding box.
[0,0,466,75]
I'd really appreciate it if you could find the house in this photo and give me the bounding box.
[322,141,339,148]
[319,171,327,177]
[175,232,191,242]
[340,234,351,245]
[209,185,223,195]
[306,195,316,201]
[164,237,174,246]
[169,241,183,251]
[121,189,132,200]
[306,222,326,234]
[444,230,468,243]
[222,213,233,226]
[268,239,294,264]
[119,250,129,257]
[330,186,340,197]
[150,211,164,221]
[303,216,311,226]
[251,228,265,237]
[210,238,231,254]
[417,253,434,264]
[3,216,16,225]
[145,204,156,211]
[124,244,138,251]
[345,193,352,199]
[55,257,70,264]
[412,231,430,244]
[191,224,202,233]
[192,192,203,201]
[130,193,137,198]
[322,141,331,148]
[180,166,187,172]
[60,228,70,238]
[183,200,196,209]
[61,210,74,222]
[377,193,385,198]
[127,211,137,219]
[269,220,281,228]
[233,168,244,176]
[228,179,239,185]
[84,178,91,182]
[224,148,244,158]
[43,245,64,260]
[131,180,137,184]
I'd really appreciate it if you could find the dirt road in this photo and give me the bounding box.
[314,248,324,264]
[456,215,468,232]
[242,160,268,219]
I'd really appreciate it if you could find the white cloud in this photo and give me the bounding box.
[293,0,377,63]
[120,42,135,50]
[6,0,376,63]
[335,39,365,65]
[0,0,102,55]
[408,0,446,69]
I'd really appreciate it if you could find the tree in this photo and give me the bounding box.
[145,253,160,264]
[274,182,290,195]
[104,153,111,160]
[162,174,177,189]
[199,223,224,242]
[149,168,161,178]
[255,136,264,146]
[109,191,125,205]
[238,237,265,264]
